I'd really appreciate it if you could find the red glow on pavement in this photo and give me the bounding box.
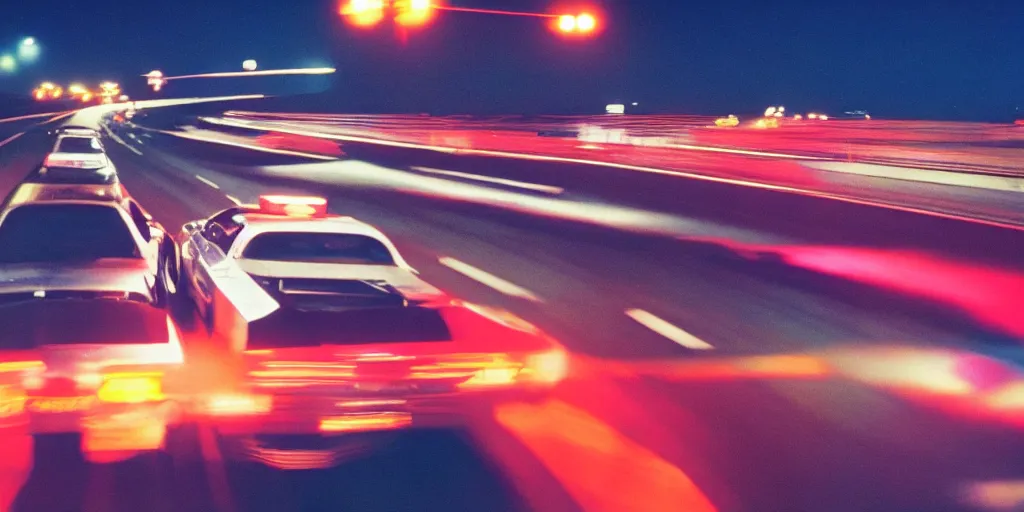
[771,247,1024,338]
[495,399,718,512]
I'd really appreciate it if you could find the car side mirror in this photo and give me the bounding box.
[182,220,205,233]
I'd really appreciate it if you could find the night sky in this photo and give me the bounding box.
[1,0,1021,120]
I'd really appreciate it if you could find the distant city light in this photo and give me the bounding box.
[605,103,625,114]
[243,59,258,71]
[0,55,15,72]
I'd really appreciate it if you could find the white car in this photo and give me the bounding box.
[178,195,445,331]
[44,134,112,171]
[0,188,181,307]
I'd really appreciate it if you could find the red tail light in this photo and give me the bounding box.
[44,154,106,169]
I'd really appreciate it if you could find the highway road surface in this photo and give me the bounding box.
[1,105,1023,512]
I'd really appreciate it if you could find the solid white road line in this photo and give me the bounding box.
[195,174,221,189]
[410,166,565,195]
[806,161,1024,193]
[438,257,542,302]
[625,309,714,350]
[225,195,242,205]
[0,132,25,148]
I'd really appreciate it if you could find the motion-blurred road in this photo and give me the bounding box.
[2,105,1024,512]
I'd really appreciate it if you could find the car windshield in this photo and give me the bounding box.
[0,299,168,349]
[54,136,103,154]
[0,204,138,263]
[242,232,395,265]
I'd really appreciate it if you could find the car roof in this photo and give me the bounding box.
[58,127,100,134]
[28,165,118,185]
[3,183,127,208]
[55,134,102,143]
[209,205,380,236]
[239,212,383,237]
[214,207,413,268]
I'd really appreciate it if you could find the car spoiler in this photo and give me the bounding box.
[245,306,453,350]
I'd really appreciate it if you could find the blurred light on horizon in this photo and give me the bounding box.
[159,67,336,80]
[243,59,258,71]
[0,55,15,73]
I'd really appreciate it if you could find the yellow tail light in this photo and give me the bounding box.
[203,393,272,415]
[97,372,164,404]
[522,349,569,384]
[458,349,569,389]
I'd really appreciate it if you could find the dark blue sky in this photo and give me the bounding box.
[1,0,1021,119]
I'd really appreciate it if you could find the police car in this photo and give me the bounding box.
[175,197,567,469]
[178,195,444,330]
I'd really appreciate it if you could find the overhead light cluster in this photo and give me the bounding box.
[33,80,122,104]
[1,37,40,74]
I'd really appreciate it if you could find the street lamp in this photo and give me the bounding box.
[146,70,166,91]
[243,59,258,71]
[17,37,40,62]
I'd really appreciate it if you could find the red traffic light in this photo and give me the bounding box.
[555,12,598,35]
[340,0,386,27]
[395,0,435,27]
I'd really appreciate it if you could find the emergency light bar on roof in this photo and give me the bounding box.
[258,195,328,217]
[44,153,106,170]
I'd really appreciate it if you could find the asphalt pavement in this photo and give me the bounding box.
[1,107,1024,512]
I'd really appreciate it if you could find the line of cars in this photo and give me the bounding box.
[0,124,568,468]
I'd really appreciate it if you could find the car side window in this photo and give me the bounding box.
[201,221,229,252]
[126,201,150,238]
[201,216,245,254]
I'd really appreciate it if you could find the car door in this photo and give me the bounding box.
[126,200,160,270]
[191,215,245,305]
[191,221,229,305]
